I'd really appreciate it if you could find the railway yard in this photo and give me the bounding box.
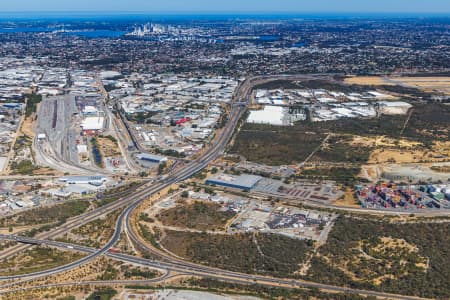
[0,69,448,300]
[0,10,448,300]
[0,28,449,299]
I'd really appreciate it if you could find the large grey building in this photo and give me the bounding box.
[206,174,262,191]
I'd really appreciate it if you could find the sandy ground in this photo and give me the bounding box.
[351,136,450,164]
[351,135,421,149]
[362,163,450,183]
[376,237,418,253]
[354,135,450,181]
[369,143,450,164]
[345,76,450,95]
[97,136,121,157]
[120,289,261,300]
[334,188,359,207]
[391,77,450,95]
[8,107,60,176]
[345,76,395,86]
[32,167,59,176]
[370,149,430,164]
[20,115,36,139]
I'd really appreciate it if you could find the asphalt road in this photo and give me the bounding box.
[0,75,437,299]
[0,75,253,267]
[0,234,426,300]
[0,77,248,272]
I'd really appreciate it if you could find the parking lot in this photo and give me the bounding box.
[252,178,344,204]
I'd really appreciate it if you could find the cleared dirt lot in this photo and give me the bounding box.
[345,76,395,86]
[96,135,121,157]
[20,116,36,138]
[350,136,450,164]
[391,77,450,95]
[334,188,359,207]
[345,76,450,95]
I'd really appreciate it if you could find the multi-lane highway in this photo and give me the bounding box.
[0,76,249,272]
[0,234,427,300]
[0,75,435,299]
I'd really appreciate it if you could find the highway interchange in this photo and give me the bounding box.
[0,234,427,300]
[0,75,443,299]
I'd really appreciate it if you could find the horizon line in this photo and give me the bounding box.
[1,11,450,15]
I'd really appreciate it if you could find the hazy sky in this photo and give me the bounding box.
[1,0,450,13]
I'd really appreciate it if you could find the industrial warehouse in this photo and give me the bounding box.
[247,87,412,125]
[59,175,108,185]
[136,153,168,164]
[0,11,449,300]
[206,174,262,191]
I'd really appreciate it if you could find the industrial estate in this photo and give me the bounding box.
[0,9,448,300]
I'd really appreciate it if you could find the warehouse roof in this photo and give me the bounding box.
[377,101,412,108]
[136,153,168,162]
[83,106,98,114]
[247,105,284,126]
[206,174,262,190]
[81,117,104,131]
[59,175,108,183]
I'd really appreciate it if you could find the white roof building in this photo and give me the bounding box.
[377,101,412,115]
[59,175,108,185]
[368,91,390,98]
[82,106,98,115]
[81,117,104,131]
[37,88,62,96]
[247,106,285,126]
[100,71,122,79]
[77,144,88,154]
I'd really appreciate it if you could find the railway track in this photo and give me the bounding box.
[0,75,432,300]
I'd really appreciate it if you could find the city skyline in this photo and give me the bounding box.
[0,1,449,299]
